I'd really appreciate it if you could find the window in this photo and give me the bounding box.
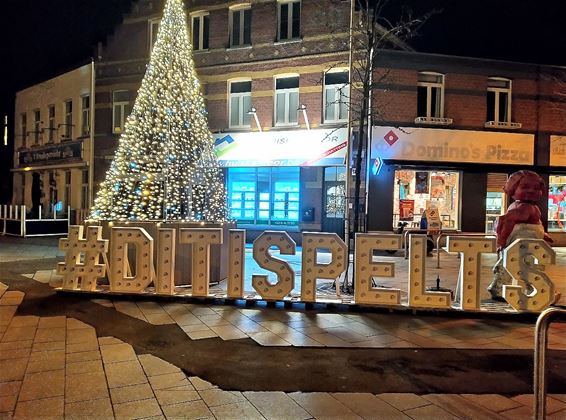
[417,72,445,119]
[227,167,300,226]
[47,105,55,143]
[112,91,131,134]
[487,77,512,123]
[81,96,90,136]
[393,170,460,230]
[191,12,210,51]
[64,100,73,140]
[274,76,299,125]
[148,18,160,53]
[324,71,349,123]
[229,80,252,128]
[548,175,566,232]
[82,169,89,209]
[65,171,72,208]
[20,113,27,148]
[33,110,41,144]
[230,5,251,47]
[278,0,300,41]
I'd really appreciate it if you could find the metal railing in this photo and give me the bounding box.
[534,307,566,419]
[0,204,71,237]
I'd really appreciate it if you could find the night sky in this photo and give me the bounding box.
[0,0,565,200]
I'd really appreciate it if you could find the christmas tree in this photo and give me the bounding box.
[91,0,227,222]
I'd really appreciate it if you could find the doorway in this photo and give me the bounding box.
[322,167,346,238]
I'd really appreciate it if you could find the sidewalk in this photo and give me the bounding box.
[1,236,566,419]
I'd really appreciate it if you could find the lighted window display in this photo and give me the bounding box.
[393,170,460,229]
[548,175,566,232]
[227,167,300,226]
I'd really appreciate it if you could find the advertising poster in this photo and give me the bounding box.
[415,171,429,194]
[399,199,415,221]
[430,175,445,199]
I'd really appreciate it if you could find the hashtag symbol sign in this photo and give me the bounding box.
[57,226,109,291]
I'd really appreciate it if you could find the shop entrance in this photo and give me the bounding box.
[393,169,460,230]
[322,167,346,238]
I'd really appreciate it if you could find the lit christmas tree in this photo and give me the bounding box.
[91,0,227,222]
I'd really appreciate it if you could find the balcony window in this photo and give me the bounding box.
[64,100,73,140]
[81,95,90,136]
[112,91,131,134]
[48,105,55,143]
[33,109,41,144]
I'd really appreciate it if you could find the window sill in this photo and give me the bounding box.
[193,48,210,54]
[274,38,302,46]
[320,120,348,127]
[227,45,252,51]
[273,124,300,130]
[227,126,252,132]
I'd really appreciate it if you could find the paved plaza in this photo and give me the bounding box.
[0,235,565,419]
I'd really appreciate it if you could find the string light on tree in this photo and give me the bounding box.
[91,0,228,222]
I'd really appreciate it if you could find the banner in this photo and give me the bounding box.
[550,136,566,166]
[213,128,347,167]
[399,199,415,221]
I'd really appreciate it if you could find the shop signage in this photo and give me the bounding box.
[372,127,534,165]
[213,128,347,167]
[550,136,566,166]
[57,226,557,313]
[18,141,82,166]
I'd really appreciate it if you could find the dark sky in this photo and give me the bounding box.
[0,0,564,200]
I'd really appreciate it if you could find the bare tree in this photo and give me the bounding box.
[347,0,433,239]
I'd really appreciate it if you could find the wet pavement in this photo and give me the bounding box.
[1,235,566,419]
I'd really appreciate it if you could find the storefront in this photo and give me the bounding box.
[548,136,566,236]
[12,141,89,221]
[213,128,347,241]
[368,126,535,233]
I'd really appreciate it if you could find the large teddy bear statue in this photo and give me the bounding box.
[488,170,553,301]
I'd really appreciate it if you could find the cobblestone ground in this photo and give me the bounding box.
[1,236,566,419]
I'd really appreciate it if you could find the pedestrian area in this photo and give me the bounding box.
[1,283,565,419]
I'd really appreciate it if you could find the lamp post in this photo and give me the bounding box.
[298,104,310,130]
[247,107,262,132]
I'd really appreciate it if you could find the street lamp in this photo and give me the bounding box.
[247,107,262,132]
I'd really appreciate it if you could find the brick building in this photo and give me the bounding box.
[366,50,566,244]
[11,63,94,221]
[93,0,352,241]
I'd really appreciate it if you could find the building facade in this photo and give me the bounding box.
[93,0,352,241]
[12,63,94,221]
[366,50,566,244]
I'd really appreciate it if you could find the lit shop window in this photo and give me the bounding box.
[191,12,210,51]
[230,5,251,47]
[324,71,349,123]
[393,169,460,230]
[227,167,300,226]
[548,175,566,232]
[229,80,252,128]
[278,0,300,41]
[417,72,445,119]
[274,76,299,126]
